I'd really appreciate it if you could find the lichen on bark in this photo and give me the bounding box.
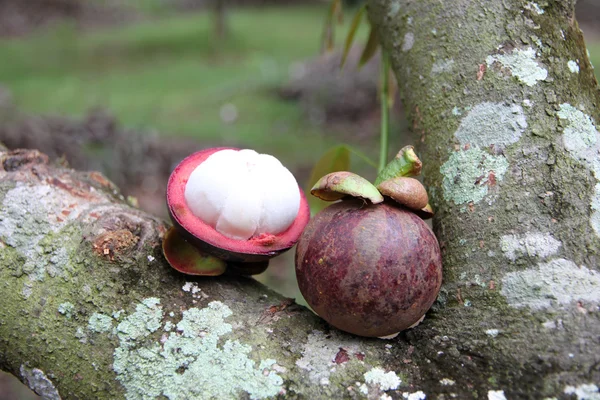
[1,0,600,398]
[0,149,441,399]
[368,0,600,397]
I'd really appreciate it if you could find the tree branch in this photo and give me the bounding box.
[2,0,600,398]
[0,148,425,399]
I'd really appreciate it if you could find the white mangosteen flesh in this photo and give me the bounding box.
[184,149,301,240]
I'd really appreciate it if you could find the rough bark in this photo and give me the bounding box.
[0,149,428,400]
[1,1,600,400]
[368,0,600,398]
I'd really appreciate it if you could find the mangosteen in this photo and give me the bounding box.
[164,147,310,276]
[295,147,442,337]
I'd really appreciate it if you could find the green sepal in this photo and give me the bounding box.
[162,227,227,276]
[311,171,384,204]
[374,146,422,186]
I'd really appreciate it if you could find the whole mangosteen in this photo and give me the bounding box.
[164,147,310,276]
[295,146,442,337]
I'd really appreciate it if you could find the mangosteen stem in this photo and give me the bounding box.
[378,50,391,173]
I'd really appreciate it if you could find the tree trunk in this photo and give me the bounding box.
[213,0,228,40]
[367,0,600,397]
[1,1,600,399]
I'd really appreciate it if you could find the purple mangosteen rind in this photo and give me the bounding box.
[295,199,442,337]
[296,147,441,337]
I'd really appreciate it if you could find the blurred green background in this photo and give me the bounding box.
[0,0,403,302]
[0,0,599,396]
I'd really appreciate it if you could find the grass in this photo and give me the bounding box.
[2,5,597,168]
[0,5,371,169]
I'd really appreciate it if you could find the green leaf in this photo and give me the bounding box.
[345,145,378,169]
[306,145,351,214]
[359,24,379,67]
[374,145,423,186]
[341,4,366,68]
[321,0,343,52]
[312,171,384,204]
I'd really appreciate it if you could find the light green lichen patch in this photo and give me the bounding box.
[524,2,545,14]
[488,390,507,400]
[115,298,163,345]
[364,367,401,391]
[501,258,600,311]
[568,60,580,73]
[164,321,174,332]
[0,183,83,297]
[500,232,561,261]
[58,302,75,319]
[486,47,548,86]
[592,184,600,239]
[485,329,500,338]
[402,32,414,52]
[75,327,87,343]
[440,148,509,205]
[20,366,61,400]
[454,102,527,149]
[88,313,114,333]
[402,391,426,400]
[431,59,454,75]
[387,1,401,18]
[558,103,598,156]
[295,330,362,384]
[113,299,283,400]
[564,384,600,400]
[557,103,600,237]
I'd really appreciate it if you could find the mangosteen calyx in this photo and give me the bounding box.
[311,171,384,204]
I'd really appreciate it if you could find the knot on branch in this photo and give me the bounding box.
[92,229,140,261]
[1,149,48,172]
[84,208,166,263]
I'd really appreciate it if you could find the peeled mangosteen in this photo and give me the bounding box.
[165,147,310,275]
[295,147,442,337]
